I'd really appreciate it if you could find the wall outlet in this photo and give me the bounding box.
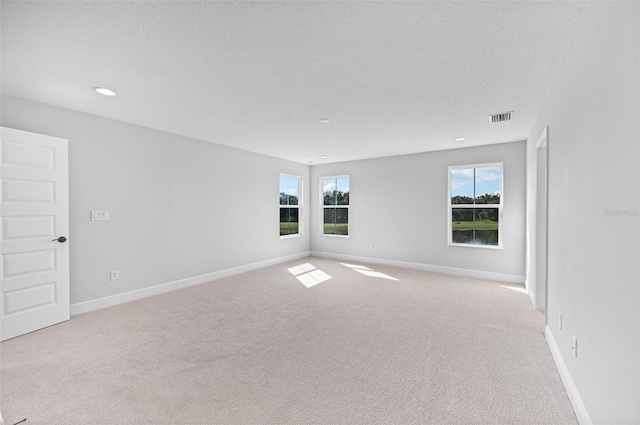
[110,270,120,281]
[265,244,270,252]
[559,312,563,330]
[571,336,578,358]
[369,243,374,250]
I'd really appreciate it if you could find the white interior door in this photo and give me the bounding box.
[1,126,70,341]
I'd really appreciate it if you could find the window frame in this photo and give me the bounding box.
[447,162,503,249]
[279,173,302,239]
[320,175,350,238]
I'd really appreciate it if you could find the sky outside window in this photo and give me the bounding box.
[451,166,501,200]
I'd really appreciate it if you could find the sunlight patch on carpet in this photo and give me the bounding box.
[287,263,317,276]
[499,284,527,294]
[340,263,372,271]
[288,263,332,288]
[341,263,398,281]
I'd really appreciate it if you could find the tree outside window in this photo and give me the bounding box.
[280,174,301,237]
[449,164,503,247]
[322,176,349,236]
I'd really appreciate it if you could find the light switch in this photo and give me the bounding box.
[91,210,110,221]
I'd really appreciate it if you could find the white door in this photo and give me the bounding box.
[1,126,70,341]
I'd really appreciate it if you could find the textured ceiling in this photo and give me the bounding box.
[1,1,587,164]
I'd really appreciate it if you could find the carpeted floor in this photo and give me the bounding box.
[0,256,577,424]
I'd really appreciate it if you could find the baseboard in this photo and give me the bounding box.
[70,251,311,316]
[545,326,592,424]
[310,251,525,284]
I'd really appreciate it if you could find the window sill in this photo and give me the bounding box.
[448,242,503,250]
[280,234,301,240]
[322,234,349,238]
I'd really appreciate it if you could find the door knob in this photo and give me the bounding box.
[53,236,67,243]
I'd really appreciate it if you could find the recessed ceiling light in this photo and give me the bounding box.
[320,155,328,159]
[454,137,467,142]
[319,118,329,124]
[94,87,117,96]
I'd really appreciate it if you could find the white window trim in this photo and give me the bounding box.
[447,162,503,249]
[280,173,302,239]
[320,175,350,238]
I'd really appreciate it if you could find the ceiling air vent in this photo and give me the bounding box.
[489,111,514,123]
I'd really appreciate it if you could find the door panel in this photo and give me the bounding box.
[2,141,55,168]
[3,179,56,203]
[3,215,56,239]
[4,249,56,277]
[1,126,69,341]
[4,282,56,315]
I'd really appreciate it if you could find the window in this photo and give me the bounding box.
[321,176,349,236]
[280,174,301,237]
[448,163,503,248]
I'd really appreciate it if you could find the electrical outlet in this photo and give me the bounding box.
[110,270,120,281]
[571,336,578,358]
[559,312,563,330]
[265,244,270,252]
[369,243,374,250]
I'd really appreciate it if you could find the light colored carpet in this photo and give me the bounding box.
[1,256,577,424]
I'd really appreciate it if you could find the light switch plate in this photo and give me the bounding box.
[91,210,110,221]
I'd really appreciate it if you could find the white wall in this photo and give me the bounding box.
[310,142,526,282]
[1,95,310,305]
[526,2,639,423]
[0,93,526,308]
